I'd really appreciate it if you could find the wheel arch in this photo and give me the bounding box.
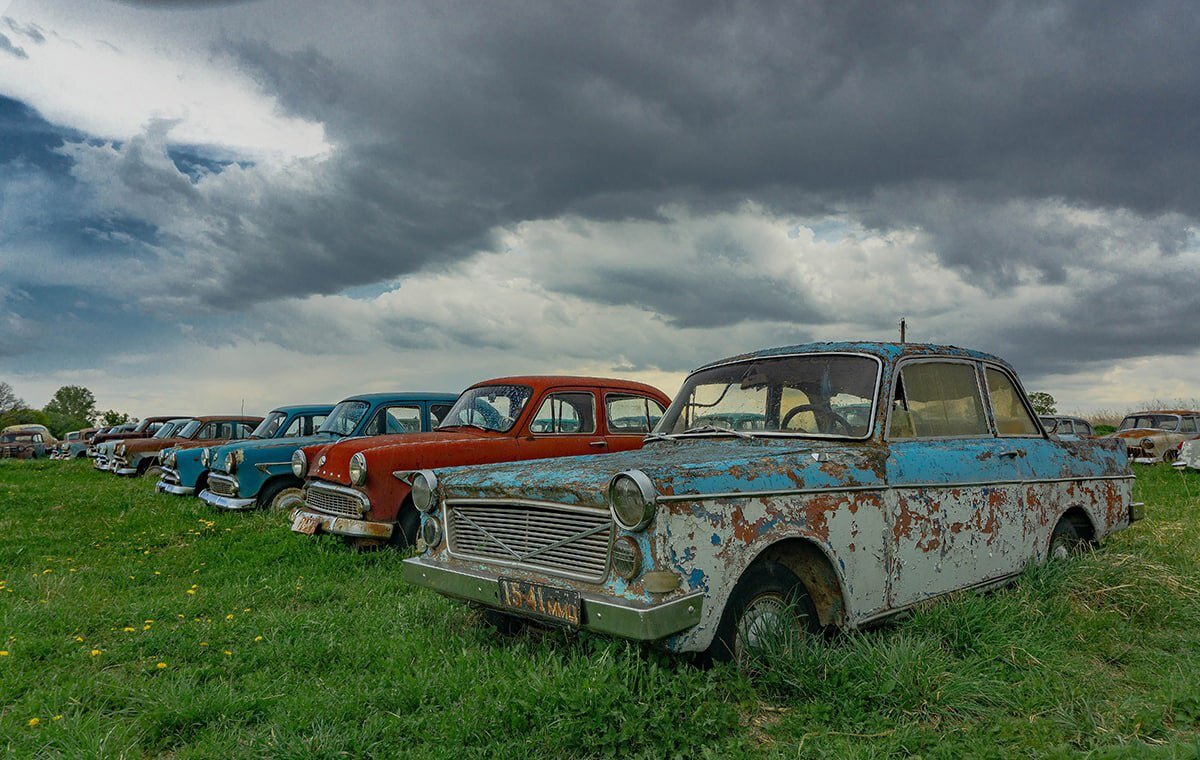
[742,535,849,629]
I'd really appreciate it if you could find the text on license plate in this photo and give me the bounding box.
[498,578,581,625]
[293,515,320,535]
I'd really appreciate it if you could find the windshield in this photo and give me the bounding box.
[438,385,533,433]
[153,421,182,439]
[177,420,202,438]
[655,354,880,439]
[252,411,288,439]
[319,401,370,437]
[1119,414,1180,431]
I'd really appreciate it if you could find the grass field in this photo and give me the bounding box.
[1,460,1198,758]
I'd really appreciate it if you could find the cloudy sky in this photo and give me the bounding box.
[0,0,1197,418]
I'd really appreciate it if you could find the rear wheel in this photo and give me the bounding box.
[1048,516,1090,560]
[704,560,822,665]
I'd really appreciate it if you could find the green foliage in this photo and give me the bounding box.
[0,407,50,430]
[0,461,1197,756]
[0,381,24,416]
[100,410,134,426]
[1095,424,1117,435]
[1028,391,1057,415]
[43,386,97,425]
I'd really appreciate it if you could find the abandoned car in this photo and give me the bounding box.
[401,342,1140,661]
[50,428,99,459]
[110,416,261,477]
[160,403,337,501]
[199,395,457,512]
[90,417,185,469]
[1038,415,1094,440]
[289,377,670,547]
[1106,410,1200,463]
[0,424,56,459]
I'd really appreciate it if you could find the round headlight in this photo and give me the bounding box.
[225,452,237,473]
[291,449,307,478]
[349,452,368,486]
[411,470,438,513]
[1142,437,1155,449]
[608,470,657,531]
[421,515,442,548]
[611,536,643,580]
[165,450,176,467]
[201,448,211,466]
[116,443,125,455]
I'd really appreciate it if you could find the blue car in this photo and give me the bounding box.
[198,393,458,512]
[157,405,334,499]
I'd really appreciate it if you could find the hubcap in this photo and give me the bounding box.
[735,592,792,662]
[272,489,304,512]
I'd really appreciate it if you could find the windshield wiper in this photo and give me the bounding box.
[679,424,755,439]
[439,422,493,432]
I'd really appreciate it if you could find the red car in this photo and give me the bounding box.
[289,376,671,547]
[112,415,262,478]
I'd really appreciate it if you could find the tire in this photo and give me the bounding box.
[1163,448,1179,463]
[703,560,821,665]
[258,480,305,512]
[144,465,165,481]
[388,507,420,549]
[1048,516,1089,561]
[480,607,528,636]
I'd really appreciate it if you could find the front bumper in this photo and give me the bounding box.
[1130,501,1146,523]
[155,467,193,496]
[401,558,704,641]
[199,489,256,510]
[289,508,394,539]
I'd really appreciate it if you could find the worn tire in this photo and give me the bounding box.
[1048,516,1088,561]
[259,480,305,512]
[144,465,165,481]
[388,507,420,549]
[703,560,821,665]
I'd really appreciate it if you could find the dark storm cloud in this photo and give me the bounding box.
[0,33,28,59]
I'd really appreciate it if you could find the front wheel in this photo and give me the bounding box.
[259,481,305,512]
[387,508,420,549]
[704,560,822,665]
[144,465,165,481]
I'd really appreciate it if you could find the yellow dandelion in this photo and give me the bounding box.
[243,608,250,613]
[123,627,135,633]
[90,649,101,656]
[223,650,232,656]
[0,650,8,656]
[74,636,83,643]
[200,642,208,646]
[145,619,154,624]
[254,636,263,642]
[27,717,39,727]
[156,662,167,669]
[53,715,62,721]
[69,569,76,573]
[42,569,52,574]
[186,589,195,595]
[225,614,233,620]
[142,625,151,631]
[190,584,198,589]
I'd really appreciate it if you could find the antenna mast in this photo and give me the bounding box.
[899,317,907,343]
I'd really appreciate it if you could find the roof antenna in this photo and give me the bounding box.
[898,317,907,344]
[241,398,245,416]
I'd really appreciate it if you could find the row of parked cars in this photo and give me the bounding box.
[52,341,1147,661]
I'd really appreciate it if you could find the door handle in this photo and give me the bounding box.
[999,449,1021,458]
[589,440,608,448]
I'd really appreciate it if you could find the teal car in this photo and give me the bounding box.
[157,405,334,499]
[198,393,458,512]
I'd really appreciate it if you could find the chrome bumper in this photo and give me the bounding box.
[289,508,394,539]
[114,466,138,476]
[157,480,195,496]
[199,489,256,510]
[402,558,703,641]
[1131,456,1158,465]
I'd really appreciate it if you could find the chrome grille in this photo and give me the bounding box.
[304,482,366,518]
[160,468,181,486]
[208,473,238,497]
[446,501,612,582]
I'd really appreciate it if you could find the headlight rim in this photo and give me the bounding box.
[201,448,211,466]
[420,515,442,548]
[608,469,658,531]
[611,535,643,580]
[349,452,368,486]
[291,449,307,478]
[411,470,439,513]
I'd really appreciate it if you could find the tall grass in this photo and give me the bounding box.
[1,460,1198,757]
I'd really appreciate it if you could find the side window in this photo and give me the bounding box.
[366,406,422,435]
[890,362,989,439]
[1079,421,1093,436]
[197,423,219,440]
[238,423,256,438]
[605,395,666,434]
[280,416,304,437]
[1181,417,1198,434]
[530,392,596,434]
[430,404,453,427]
[305,415,327,435]
[984,368,1040,436]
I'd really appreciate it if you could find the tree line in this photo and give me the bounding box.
[0,382,135,438]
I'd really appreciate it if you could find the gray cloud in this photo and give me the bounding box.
[0,32,28,59]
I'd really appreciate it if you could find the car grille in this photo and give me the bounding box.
[446,501,612,582]
[304,482,367,518]
[159,467,181,486]
[207,473,238,497]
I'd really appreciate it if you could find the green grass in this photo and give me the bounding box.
[1,460,1198,758]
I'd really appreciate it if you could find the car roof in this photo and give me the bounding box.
[340,392,461,404]
[467,376,668,397]
[1124,409,1200,416]
[145,415,190,423]
[269,404,337,414]
[696,341,1010,372]
[191,415,264,423]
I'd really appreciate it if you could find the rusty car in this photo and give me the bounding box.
[1038,415,1094,440]
[50,428,100,459]
[0,424,57,459]
[1105,410,1200,463]
[198,395,457,512]
[400,342,1141,662]
[90,416,186,469]
[288,376,671,548]
[110,415,261,478]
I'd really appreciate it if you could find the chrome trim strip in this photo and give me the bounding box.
[654,474,1134,503]
[157,481,195,496]
[401,558,703,641]
[199,489,257,510]
[254,461,290,474]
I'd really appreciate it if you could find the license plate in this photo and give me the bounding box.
[293,515,320,535]
[498,578,581,625]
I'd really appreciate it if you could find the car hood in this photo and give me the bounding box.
[1107,428,1168,440]
[437,436,887,508]
[307,430,499,485]
[123,437,186,454]
[209,433,336,474]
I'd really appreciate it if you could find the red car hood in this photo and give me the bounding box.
[307,429,497,484]
[1110,428,1161,440]
[124,436,188,454]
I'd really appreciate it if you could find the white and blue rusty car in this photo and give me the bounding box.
[402,342,1142,661]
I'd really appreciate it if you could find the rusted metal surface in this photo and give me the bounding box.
[404,341,1137,653]
[1104,410,1200,463]
[109,415,263,476]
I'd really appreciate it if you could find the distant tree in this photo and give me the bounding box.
[1028,392,1057,416]
[44,385,97,423]
[44,412,92,439]
[0,407,51,429]
[100,410,134,426]
[0,381,23,416]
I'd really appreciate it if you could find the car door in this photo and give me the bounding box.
[520,388,607,460]
[885,359,1030,608]
[601,391,668,453]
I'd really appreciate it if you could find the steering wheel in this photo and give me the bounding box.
[781,404,853,435]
